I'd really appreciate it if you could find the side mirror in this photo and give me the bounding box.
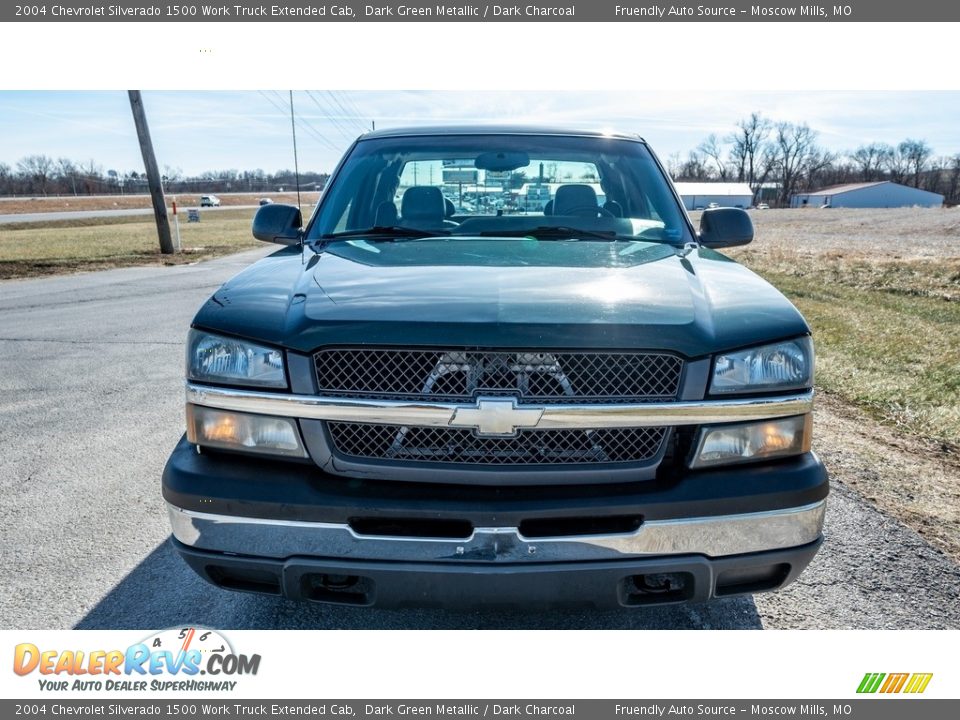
[698,207,753,248]
[252,203,303,244]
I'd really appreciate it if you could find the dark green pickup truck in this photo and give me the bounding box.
[163,126,827,608]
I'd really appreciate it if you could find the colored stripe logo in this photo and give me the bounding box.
[857,673,933,694]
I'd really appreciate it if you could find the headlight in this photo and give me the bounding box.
[711,337,813,394]
[187,330,286,388]
[689,415,811,469]
[186,405,307,457]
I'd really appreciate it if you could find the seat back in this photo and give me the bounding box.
[374,201,398,226]
[603,200,624,217]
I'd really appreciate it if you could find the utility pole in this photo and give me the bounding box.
[288,91,302,216]
[128,90,174,255]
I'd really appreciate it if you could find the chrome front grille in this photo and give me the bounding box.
[328,423,668,466]
[314,348,681,470]
[314,349,683,404]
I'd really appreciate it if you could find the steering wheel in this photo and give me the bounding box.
[561,205,616,218]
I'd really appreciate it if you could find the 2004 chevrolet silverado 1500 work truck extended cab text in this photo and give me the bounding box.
[163,127,828,608]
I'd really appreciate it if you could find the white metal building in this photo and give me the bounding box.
[791,181,944,209]
[673,182,755,211]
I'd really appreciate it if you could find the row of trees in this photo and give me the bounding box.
[0,156,329,197]
[666,112,960,206]
[5,115,960,205]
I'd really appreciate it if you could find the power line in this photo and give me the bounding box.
[330,91,368,131]
[257,91,341,153]
[325,91,369,133]
[316,90,361,133]
[304,90,360,143]
[258,89,289,115]
[274,91,349,152]
[300,90,346,138]
[290,109,346,153]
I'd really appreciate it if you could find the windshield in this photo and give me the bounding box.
[307,133,692,245]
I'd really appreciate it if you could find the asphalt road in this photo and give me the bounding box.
[1,248,959,630]
[0,205,258,224]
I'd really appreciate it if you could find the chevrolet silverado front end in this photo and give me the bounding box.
[163,126,827,608]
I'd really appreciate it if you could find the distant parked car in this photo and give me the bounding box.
[259,198,274,206]
[755,203,770,210]
[707,202,720,209]
[200,195,221,207]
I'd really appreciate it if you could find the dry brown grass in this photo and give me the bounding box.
[694,206,960,255]
[0,208,265,279]
[721,208,960,448]
[717,208,960,562]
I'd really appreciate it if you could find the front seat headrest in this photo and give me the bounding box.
[553,184,599,216]
[401,186,446,224]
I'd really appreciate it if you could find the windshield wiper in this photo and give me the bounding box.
[318,225,451,241]
[466,226,626,242]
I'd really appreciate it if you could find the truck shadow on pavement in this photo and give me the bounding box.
[75,539,764,630]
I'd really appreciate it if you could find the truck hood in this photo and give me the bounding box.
[192,238,809,358]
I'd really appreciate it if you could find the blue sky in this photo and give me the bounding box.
[1,90,958,176]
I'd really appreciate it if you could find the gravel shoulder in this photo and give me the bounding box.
[814,392,960,563]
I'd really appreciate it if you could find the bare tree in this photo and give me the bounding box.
[883,144,910,185]
[56,157,79,196]
[697,134,729,180]
[77,159,104,194]
[898,139,932,188]
[163,165,183,183]
[850,143,892,182]
[675,150,712,181]
[923,158,944,195]
[727,112,772,195]
[813,158,858,187]
[17,154,55,195]
[946,155,960,205]
[806,148,839,191]
[665,152,683,179]
[770,123,833,205]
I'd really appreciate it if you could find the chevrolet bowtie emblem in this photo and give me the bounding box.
[449,398,544,437]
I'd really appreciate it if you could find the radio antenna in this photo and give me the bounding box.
[288,90,302,218]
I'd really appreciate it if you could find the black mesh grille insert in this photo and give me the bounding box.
[328,423,668,466]
[314,349,683,404]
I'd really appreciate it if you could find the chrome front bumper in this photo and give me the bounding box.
[185,382,815,431]
[168,500,826,564]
